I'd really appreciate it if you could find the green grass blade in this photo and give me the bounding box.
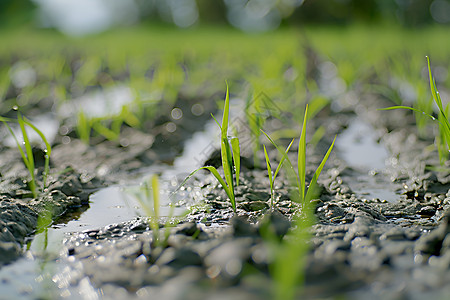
[378,106,449,128]
[263,144,274,208]
[220,83,235,206]
[231,137,240,186]
[222,82,230,138]
[92,121,120,141]
[22,118,52,157]
[23,117,52,189]
[263,145,273,188]
[18,114,35,175]
[0,116,15,122]
[152,175,160,218]
[18,113,36,197]
[221,139,234,201]
[305,136,336,203]
[427,57,442,109]
[211,113,221,129]
[77,111,91,144]
[261,130,298,184]
[203,165,236,211]
[172,166,235,211]
[273,138,294,181]
[427,57,450,143]
[298,105,308,202]
[2,120,32,175]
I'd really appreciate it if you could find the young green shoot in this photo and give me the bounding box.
[1,113,52,198]
[263,139,294,209]
[176,83,240,212]
[76,110,92,144]
[134,174,163,246]
[380,56,450,165]
[127,174,186,248]
[22,116,52,191]
[261,104,335,300]
[262,104,336,204]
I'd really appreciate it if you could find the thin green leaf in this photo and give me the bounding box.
[211,113,221,129]
[298,105,308,202]
[273,138,294,181]
[22,118,52,157]
[221,139,234,199]
[427,56,441,109]
[261,129,298,184]
[23,117,52,189]
[77,111,91,144]
[92,121,119,141]
[0,116,15,122]
[172,166,235,211]
[220,83,234,205]
[204,165,236,211]
[231,137,240,186]
[2,121,32,175]
[18,113,35,176]
[263,145,273,188]
[222,82,230,138]
[427,57,450,138]
[263,144,274,208]
[18,114,36,197]
[152,175,159,218]
[305,136,336,202]
[379,106,447,127]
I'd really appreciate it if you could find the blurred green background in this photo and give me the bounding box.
[1,0,450,34]
[0,0,449,161]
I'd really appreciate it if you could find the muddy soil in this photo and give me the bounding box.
[0,87,449,299]
[0,93,217,265]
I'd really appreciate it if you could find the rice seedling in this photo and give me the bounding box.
[380,57,450,165]
[130,174,166,247]
[76,110,92,144]
[91,118,122,142]
[262,104,336,204]
[150,54,185,105]
[263,139,294,209]
[0,113,52,198]
[76,106,140,144]
[176,83,241,212]
[128,175,185,248]
[260,105,334,300]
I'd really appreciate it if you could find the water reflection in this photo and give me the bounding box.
[336,118,388,171]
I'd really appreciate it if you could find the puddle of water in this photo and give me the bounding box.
[0,254,57,300]
[336,118,401,202]
[0,112,223,299]
[347,171,401,202]
[0,97,241,299]
[57,85,135,119]
[336,119,388,171]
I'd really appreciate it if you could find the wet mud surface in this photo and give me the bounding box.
[1,88,450,299]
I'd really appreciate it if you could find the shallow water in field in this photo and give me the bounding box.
[336,118,388,171]
[0,114,222,300]
[336,118,401,202]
